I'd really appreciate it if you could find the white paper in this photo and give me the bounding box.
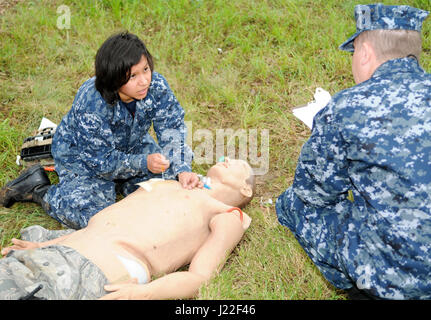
[38,117,57,131]
[292,88,331,129]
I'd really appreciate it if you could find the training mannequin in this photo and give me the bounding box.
[0,158,255,300]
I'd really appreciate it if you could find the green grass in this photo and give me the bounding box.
[0,0,430,300]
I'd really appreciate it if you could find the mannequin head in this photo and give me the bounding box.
[206,158,255,208]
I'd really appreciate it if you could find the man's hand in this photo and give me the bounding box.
[178,172,203,190]
[147,153,170,174]
[1,238,40,256]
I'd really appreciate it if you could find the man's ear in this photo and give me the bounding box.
[360,41,381,81]
[360,41,376,66]
[240,184,253,198]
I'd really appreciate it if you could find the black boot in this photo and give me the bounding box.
[0,165,51,208]
[33,184,51,212]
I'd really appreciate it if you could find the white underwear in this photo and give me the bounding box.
[116,255,149,284]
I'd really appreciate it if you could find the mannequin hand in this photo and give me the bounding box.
[1,238,40,256]
[100,279,152,300]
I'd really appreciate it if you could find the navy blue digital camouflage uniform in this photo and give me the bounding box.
[44,72,193,229]
[276,4,431,299]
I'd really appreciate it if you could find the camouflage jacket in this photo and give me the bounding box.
[277,57,431,299]
[51,72,193,180]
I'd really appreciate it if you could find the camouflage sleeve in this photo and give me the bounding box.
[149,74,193,177]
[73,104,149,181]
[292,101,351,207]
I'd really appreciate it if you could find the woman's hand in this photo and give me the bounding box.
[178,172,203,190]
[147,153,170,174]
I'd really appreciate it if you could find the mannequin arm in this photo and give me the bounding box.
[101,211,250,300]
[1,232,75,256]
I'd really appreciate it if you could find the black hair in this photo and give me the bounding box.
[95,31,154,105]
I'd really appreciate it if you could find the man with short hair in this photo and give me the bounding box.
[276,4,431,299]
[0,158,255,300]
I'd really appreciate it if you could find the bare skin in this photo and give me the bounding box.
[351,36,382,84]
[1,158,253,300]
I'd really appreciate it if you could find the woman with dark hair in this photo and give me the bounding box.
[94,32,155,106]
[0,31,199,229]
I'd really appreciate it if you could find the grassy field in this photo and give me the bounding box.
[0,0,430,300]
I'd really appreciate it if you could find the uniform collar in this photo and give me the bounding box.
[111,100,126,125]
[111,82,154,126]
[371,56,425,79]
